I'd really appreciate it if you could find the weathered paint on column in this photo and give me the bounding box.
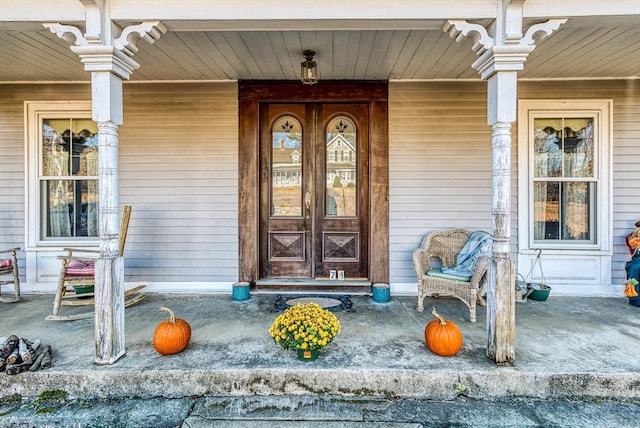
[95,119,124,364]
[95,256,125,364]
[487,118,516,364]
[489,121,513,259]
[485,66,518,363]
[96,119,122,257]
[484,64,519,364]
[486,256,516,363]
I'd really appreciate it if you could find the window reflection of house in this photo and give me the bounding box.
[271,127,303,216]
[326,131,357,217]
[271,148,302,187]
[326,134,356,187]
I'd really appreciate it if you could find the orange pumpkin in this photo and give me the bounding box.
[424,307,463,357]
[625,281,639,298]
[630,237,640,249]
[153,307,191,355]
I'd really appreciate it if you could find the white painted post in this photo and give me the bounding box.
[84,52,132,365]
[486,73,518,363]
[94,117,125,364]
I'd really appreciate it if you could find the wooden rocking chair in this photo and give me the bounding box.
[0,247,21,303]
[46,206,146,321]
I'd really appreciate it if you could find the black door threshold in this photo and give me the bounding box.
[255,278,372,295]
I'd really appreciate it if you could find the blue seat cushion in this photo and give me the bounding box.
[426,268,472,282]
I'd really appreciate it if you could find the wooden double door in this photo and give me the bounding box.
[259,102,369,280]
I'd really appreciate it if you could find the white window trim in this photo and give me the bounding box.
[517,99,612,256]
[24,100,96,249]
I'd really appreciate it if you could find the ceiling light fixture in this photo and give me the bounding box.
[300,50,318,85]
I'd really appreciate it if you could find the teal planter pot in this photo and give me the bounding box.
[297,348,319,361]
[232,281,250,302]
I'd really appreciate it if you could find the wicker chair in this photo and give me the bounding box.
[412,228,490,322]
[0,247,21,303]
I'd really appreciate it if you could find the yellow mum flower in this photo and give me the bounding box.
[269,302,341,352]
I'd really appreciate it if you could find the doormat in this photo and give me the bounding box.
[273,295,354,313]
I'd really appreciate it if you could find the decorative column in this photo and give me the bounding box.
[444,1,565,364]
[44,5,166,364]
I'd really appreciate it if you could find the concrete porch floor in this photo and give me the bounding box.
[1,292,640,402]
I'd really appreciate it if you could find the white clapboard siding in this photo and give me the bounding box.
[120,82,238,283]
[388,81,509,286]
[517,80,640,287]
[0,92,26,249]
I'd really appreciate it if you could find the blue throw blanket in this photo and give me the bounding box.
[441,231,493,279]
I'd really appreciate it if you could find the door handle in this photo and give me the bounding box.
[305,192,311,211]
[304,192,311,220]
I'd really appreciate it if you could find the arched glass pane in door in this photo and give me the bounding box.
[271,116,303,217]
[326,116,357,217]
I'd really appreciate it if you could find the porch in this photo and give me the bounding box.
[1,292,639,401]
[1,1,638,372]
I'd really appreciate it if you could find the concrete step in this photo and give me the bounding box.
[3,394,640,427]
[190,395,391,422]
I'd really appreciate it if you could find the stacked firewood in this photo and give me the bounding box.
[0,335,52,375]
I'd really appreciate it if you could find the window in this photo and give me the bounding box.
[518,100,611,251]
[271,115,302,216]
[533,117,594,242]
[26,102,98,245]
[326,116,357,217]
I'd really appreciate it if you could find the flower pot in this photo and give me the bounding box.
[297,348,319,361]
[269,302,341,359]
[232,281,250,302]
[528,283,551,301]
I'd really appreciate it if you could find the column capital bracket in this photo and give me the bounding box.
[42,21,166,80]
[444,18,567,79]
[443,20,494,56]
[114,21,167,56]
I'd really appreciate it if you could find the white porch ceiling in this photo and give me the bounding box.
[0,16,638,82]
